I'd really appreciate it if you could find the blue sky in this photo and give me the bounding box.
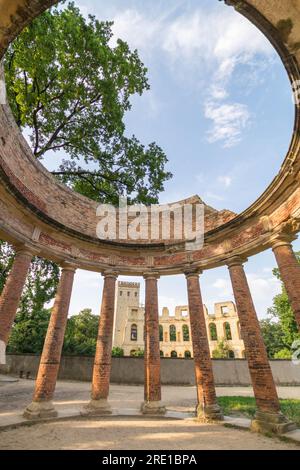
[45,0,298,318]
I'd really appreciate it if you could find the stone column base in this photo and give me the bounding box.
[141,401,166,415]
[251,410,297,435]
[81,399,112,416]
[23,401,57,420]
[197,403,223,421]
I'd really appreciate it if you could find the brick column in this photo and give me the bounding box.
[185,270,222,420]
[142,273,165,415]
[0,247,33,363]
[83,271,117,415]
[23,264,76,419]
[271,235,300,331]
[227,256,296,434]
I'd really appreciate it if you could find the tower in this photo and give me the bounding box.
[113,281,140,348]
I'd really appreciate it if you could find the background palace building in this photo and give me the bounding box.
[113,282,245,359]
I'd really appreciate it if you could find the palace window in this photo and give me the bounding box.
[182,324,190,341]
[171,350,177,358]
[159,325,163,342]
[131,324,138,341]
[221,305,229,315]
[160,350,164,357]
[169,324,176,342]
[228,350,235,359]
[184,351,191,358]
[209,323,218,341]
[224,322,232,341]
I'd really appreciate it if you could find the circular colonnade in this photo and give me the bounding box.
[0,0,300,433]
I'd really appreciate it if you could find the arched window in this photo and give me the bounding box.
[160,350,164,357]
[228,350,235,359]
[184,350,191,358]
[209,323,218,341]
[224,322,232,341]
[182,324,190,341]
[159,325,163,342]
[171,350,177,358]
[131,324,138,341]
[169,325,176,342]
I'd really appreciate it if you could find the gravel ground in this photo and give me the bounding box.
[0,378,299,450]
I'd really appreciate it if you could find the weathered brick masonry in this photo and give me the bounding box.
[0,248,33,345]
[91,273,117,401]
[144,275,162,404]
[32,266,76,403]
[186,272,222,419]
[228,258,280,414]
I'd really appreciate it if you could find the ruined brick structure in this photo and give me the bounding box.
[113,281,245,359]
[0,0,300,434]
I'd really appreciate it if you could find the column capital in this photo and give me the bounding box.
[102,269,118,280]
[14,243,39,257]
[143,271,160,281]
[184,267,202,279]
[270,232,297,250]
[61,261,77,273]
[226,255,247,268]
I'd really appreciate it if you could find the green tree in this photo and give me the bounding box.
[267,254,300,349]
[212,340,229,359]
[0,241,14,292]
[63,308,99,355]
[112,347,124,357]
[259,318,286,359]
[8,308,51,353]
[274,349,292,359]
[4,1,172,204]
[131,348,144,357]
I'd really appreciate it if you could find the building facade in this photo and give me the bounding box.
[113,281,245,359]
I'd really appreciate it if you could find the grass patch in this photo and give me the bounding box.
[217,396,300,426]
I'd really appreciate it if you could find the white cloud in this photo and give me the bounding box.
[213,278,232,297]
[205,192,225,202]
[247,273,281,318]
[111,9,161,51]
[77,2,275,147]
[218,175,232,188]
[205,101,251,148]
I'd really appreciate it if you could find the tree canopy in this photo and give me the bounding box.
[261,252,300,358]
[4,1,172,205]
